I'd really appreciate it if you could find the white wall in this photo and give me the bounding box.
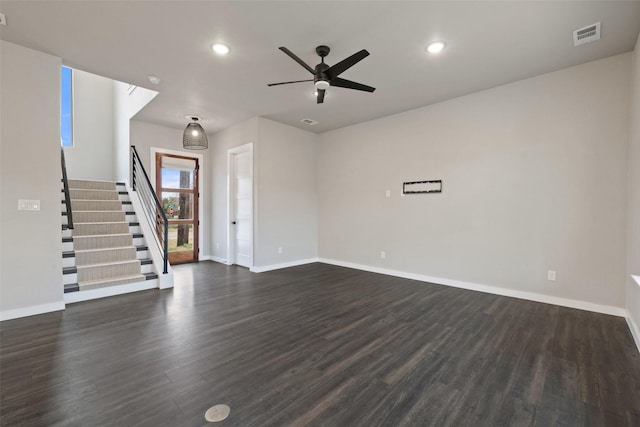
[318,53,631,312]
[0,41,65,319]
[114,82,131,184]
[208,117,318,268]
[210,117,259,262]
[64,69,115,181]
[254,117,317,267]
[130,120,211,257]
[114,82,158,183]
[627,33,640,345]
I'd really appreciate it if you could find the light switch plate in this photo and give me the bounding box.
[18,199,40,211]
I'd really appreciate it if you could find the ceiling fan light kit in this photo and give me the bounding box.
[315,80,330,90]
[268,45,375,104]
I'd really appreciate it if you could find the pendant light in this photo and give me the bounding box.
[183,117,208,150]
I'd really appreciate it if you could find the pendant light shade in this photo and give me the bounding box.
[183,117,208,150]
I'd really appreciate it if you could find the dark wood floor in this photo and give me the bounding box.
[1,262,639,426]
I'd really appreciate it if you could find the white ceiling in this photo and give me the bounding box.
[1,1,639,134]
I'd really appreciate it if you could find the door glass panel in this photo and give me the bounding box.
[162,192,194,220]
[167,224,194,253]
[161,168,194,190]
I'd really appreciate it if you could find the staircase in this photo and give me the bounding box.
[62,179,158,297]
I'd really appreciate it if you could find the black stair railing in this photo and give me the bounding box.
[61,148,74,230]
[131,146,168,274]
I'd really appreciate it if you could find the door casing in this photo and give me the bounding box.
[150,147,204,263]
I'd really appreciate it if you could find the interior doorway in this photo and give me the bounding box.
[156,152,199,264]
[227,143,253,268]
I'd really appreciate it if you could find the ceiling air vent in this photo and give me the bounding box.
[301,118,319,125]
[573,22,600,47]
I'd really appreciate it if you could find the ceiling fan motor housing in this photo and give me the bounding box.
[314,62,330,89]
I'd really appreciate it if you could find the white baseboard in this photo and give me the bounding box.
[64,279,159,304]
[209,256,228,264]
[626,315,640,353]
[318,258,627,317]
[0,301,65,321]
[250,258,319,273]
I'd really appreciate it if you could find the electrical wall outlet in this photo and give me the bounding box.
[0,14,6,26]
[385,190,391,198]
[380,251,386,259]
[547,270,556,281]
[278,247,283,254]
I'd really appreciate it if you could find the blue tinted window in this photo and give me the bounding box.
[61,67,73,147]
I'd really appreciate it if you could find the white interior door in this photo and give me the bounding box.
[231,149,252,267]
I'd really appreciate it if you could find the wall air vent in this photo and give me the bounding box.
[301,118,319,125]
[573,22,600,47]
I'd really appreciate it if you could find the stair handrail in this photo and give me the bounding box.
[131,146,168,274]
[60,148,74,230]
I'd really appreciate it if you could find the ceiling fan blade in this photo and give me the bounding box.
[330,77,375,92]
[267,79,314,87]
[317,89,325,104]
[325,49,370,79]
[279,47,316,74]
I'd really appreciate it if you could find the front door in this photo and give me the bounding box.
[156,153,199,264]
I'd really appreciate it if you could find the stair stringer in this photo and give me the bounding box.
[127,184,174,289]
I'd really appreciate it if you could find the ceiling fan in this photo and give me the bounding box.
[268,45,375,104]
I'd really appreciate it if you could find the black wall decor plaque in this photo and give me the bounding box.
[403,180,442,194]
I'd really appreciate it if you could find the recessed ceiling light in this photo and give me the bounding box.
[426,41,446,54]
[212,43,230,55]
[147,75,161,84]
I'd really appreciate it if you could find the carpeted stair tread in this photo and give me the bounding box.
[70,200,124,211]
[76,259,141,269]
[73,234,133,250]
[75,245,139,254]
[69,188,120,201]
[67,179,117,191]
[76,260,141,282]
[72,222,130,236]
[75,246,138,266]
[78,274,147,291]
[73,211,126,223]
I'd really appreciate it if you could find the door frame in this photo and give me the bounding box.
[227,142,254,268]
[150,147,204,262]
